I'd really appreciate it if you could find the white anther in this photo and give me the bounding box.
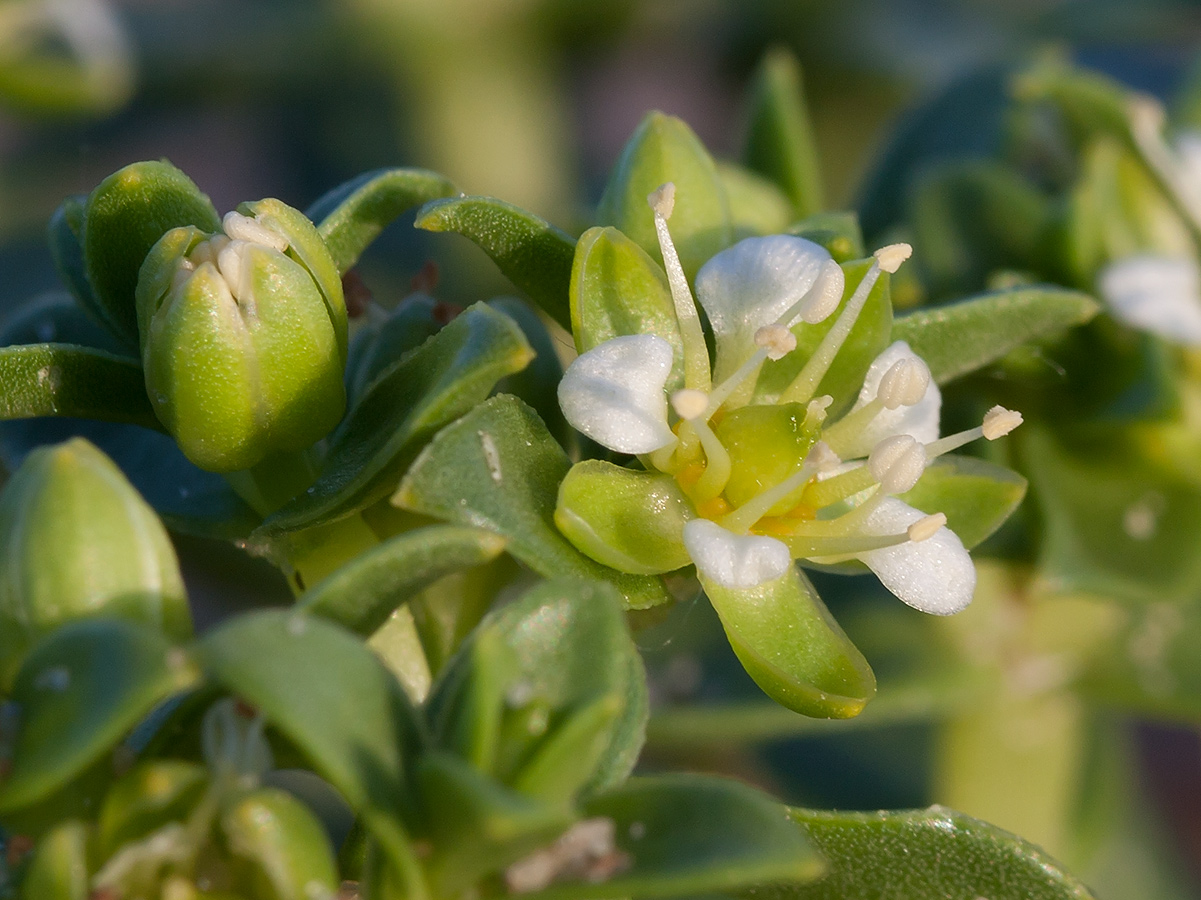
[982,405,1023,440]
[877,356,931,410]
[223,211,288,252]
[801,259,846,324]
[805,440,841,473]
[907,512,947,543]
[670,388,710,421]
[648,182,676,220]
[217,240,245,297]
[754,323,797,360]
[873,242,912,274]
[868,434,926,494]
[804,395,833,427]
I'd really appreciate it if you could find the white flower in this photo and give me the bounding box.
[682,519,792,589]
[1098,254,1201,346]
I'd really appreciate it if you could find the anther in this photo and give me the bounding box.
[873,243,912,274]
[647,183,676,220]
[805,441,841,473]
[981,405,1023,440]
[801,259,846,324]
[754,323,797,360]
[877,356,931,409]
[803,395,834,430]
[868,434,926,494]
[223,211,288,252]
[907,512,947,543]
[670,389,710,421]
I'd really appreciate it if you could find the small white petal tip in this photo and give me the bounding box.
[805,440,841,473]
[683,519,791,589]
[907,512,947,543]
[754,323,797,360]
[648,182,676,219]
[877,357,931,409]
[670,388,710,421]
[873,243,912,274]
[868,434,926,494]
[982,405,1023,440]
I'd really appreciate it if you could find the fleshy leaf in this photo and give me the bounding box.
[743,48,824,217]
[555,461,694,575]
[299,525,508,635]
[900,455,1027,550]
[719,163,794,238]
[0,621,199,813]
[345,293,444,403]
[487,296,572,451]
[416,196,576,330]
[701,565,876,718]
[596,112,732,281]
[523,775,825,900]
[20,819,90,900]
[258,304,533,538]
[774,805,1096,900]
[570,226,685,392]
[394,394,672,610]
[891,286,1098,384]
[82,160,221,348]
[47,196,100,315]
[308,167,458,273]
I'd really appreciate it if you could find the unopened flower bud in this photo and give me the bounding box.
[136,199,348,472]
[868,434,926,494]
[877,356,931,410]
[0,439,190,688]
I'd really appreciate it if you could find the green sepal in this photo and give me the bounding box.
[779,805,1096,900]
[719,162,794,238]
[522,774,825,900]
[596,112,732,281]
[702,566,876,718]
[555,461,695,575]
[416,751,574,897]
[82,160,221,348]
[756,257,892,415]
[891,286,1098,385]
[19,819,90,900]
[94,760,208,861]
[393,394,672,610]
[299,525,508,635]
[570,226,684,391]
[899,455,1027,550]
[308,168,458,274]
[415,196,576,330]
[0,620,200,814]
[787,211,865,262]
[47,196,100,316]
[258,304,534,538]
[0,343,157,429]
[221,786,341,900]
[743,48,824,217]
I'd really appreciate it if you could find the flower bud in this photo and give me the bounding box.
[0,438,190,688]
[136,199,348,472]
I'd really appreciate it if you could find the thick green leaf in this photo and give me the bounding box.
[776,805,1096,900]
[0,343,158,430]
[570,226,684,391]
[892,287,1098,384]
[596,112,732,281]
[416,196,576,330]
[259,304,533,538]
[309,168,457,274]
[719,163,794,238]
[47,196,100,315]
[487,296,571,452]
[743,48,824,217]
[345,294,444,404]
[702,566,876,718]
[900,455,1027,550]
[524,775,824,900]
[393,395,672,610]
[299,525,507,635]
[0,621,199,813]
[82,160,221,348]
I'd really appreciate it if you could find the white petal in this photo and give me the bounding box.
[558,335,676,454]
[1098,255,1201,346]
[683,519,791,589]
[855,498,975,615]
[695,235,835,380]
[842,341,941,457]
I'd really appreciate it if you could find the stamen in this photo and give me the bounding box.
[802,395,834,430]
[783,529,919,561]
[873,243,912,274]
[801,462,874,510]
[223,211,288,252]
[648,183,711,393]
[678,413,731,502]
[670,389,710,421]
[877,356,931,409]
[867,434,926,494]
[719,441,838,534]
[925,405,1023,458]
[755,323,797,360]
[907,512,946,542]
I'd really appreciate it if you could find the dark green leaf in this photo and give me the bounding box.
[487,296,572,451]
[416,196,576,330]
[393,395,672,610]
[47,196,100,315]
[891,287,1098,384]
[299,525,507,635]
[900,455,1027,550]
[309,168,458,274]
[743,48,824,217]
[0,621,199,812]
[259,304,533,538]
[345,294,444,404]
